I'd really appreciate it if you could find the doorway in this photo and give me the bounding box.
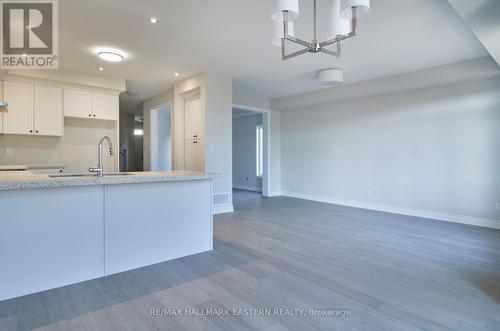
[232,107,267,195]
[150,104,172,171]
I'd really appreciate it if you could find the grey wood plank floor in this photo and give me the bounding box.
[1,189,500,331]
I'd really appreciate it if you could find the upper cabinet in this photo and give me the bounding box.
[92,93,119,121]
[2,81,63,136]
[63,89,92,119]
[3,81,35,135]
[0,81,3,134]
[34,85,64,136]
[63,89,118,121]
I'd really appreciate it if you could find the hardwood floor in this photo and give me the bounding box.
[1,189,500,330]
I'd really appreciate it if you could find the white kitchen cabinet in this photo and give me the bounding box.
[2,81,63,136]
[92,93,118,121]
[2,81,34,135]
[0,80,3,134]
[184,96,202,140]
[185,139,204,172]
[63,88,92,119]
[34,85,63,136]
[30,167,64,175]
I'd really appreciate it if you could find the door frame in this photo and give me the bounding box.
[232,104,272,197]
[149,102,173,171]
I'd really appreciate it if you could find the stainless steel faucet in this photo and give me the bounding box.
[89,136,113,177]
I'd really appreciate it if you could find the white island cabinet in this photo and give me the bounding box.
[0,171,216,301]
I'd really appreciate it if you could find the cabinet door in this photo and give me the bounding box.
[92,93,118,121]
[0,81,3,134]
[184,96,202,140]
[185,140,204,172]
[3,81,34,135]
[64,89,92,119]
[34,85,63,136]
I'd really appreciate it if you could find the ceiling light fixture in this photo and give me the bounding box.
[99,67,104,71]
[98,50,124,62]
[318,69,343,87]
[174,72,179,77]
[149,17,159,24]
[271,0,370,60]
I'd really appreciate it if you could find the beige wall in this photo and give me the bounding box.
[0,118,117,173]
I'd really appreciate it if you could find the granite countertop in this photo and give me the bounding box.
[0,171,220,191]
[0,164,66,171]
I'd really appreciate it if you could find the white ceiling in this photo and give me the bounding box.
[58,0,489,112]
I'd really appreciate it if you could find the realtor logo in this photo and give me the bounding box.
[1,0,58,69]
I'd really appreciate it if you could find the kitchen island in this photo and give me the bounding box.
[0,171,218,301]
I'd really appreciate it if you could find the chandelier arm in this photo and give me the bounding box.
[319,8,358,48]
[320,18,357,47]
[282,11,311,48]
[319,47,340,58]
[282,45,311,61]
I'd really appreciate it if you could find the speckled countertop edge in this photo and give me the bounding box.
[0,171,220,191]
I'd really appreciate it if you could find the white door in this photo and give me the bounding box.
[3,81,34,135]
[92,93,118,121]
[34,85,63,136]
[63,89,92,119]
[184,96,202,140]
[185,140,204,172]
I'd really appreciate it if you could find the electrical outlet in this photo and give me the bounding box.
[6,148,13,156]
[496,203,500,212]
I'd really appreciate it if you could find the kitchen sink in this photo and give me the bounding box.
[48,173,135,178]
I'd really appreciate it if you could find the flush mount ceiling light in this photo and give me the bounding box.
[318,68,343,87]
[271,0,370,60]
[97,50,124,62]
[149,17,159,24]
[174,72,179,77]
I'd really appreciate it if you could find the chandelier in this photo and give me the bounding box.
[271,0,371,60]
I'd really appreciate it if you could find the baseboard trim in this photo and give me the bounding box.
[266,191,282,197]
[213,203,234,215]
[281,191,500,230]
[233,184,262,192]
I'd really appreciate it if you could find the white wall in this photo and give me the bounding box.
[205,73,233,213]
[279,78,500,226]
[143,89,173,170]
[150,107,172,171]
[233,113,263,192]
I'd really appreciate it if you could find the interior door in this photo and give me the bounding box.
[184,96,202,140]
[34,85,63,136]
[185,140,204,172]
[2,81,34,135]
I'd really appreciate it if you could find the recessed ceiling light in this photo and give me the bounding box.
[174,73,179,77]
[99,67,104,71]
[98,51,124,62]
[149,17,159,24]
